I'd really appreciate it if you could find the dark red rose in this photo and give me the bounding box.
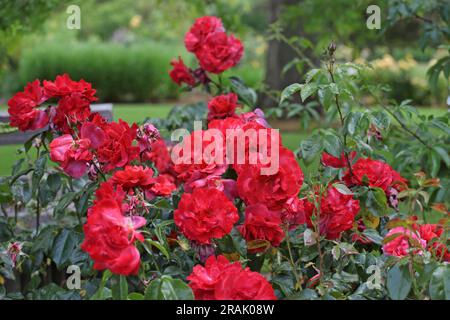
[111,165,154,190]
[281,197,306,229]
[81,198,145,275]
[238,204,285,253]
[8,80,49,131]
[53,93,92,133]
[321,151,356,168]
[174,188,238,244]
[187,255,277,300]
[49,134,92,178]
[207,93,239,121]
[143,139,174,175]
[343,158,407,192]
[184,16,224,53]
[195,32,243,74]
[304,186,360,240]
[169,56,196,87]
[43,73,97,102]
[237,147,303,211]
[185,175,238,201]
[173,130,227,185]
[96,120,140,172]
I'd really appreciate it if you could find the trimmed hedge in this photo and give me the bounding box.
[17,42,184,102]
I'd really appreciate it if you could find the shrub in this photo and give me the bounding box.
[17,41,184,102]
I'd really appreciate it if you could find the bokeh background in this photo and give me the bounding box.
[0,0,448,174]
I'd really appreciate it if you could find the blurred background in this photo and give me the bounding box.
[0,0,448,173]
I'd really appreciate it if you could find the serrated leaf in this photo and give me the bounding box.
[387,263,412,300]
[300,84,317,102]
[144,276,194,300]
[280,83,302,104]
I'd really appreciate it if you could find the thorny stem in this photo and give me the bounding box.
[326,55,354,177]
[284,225,302,291]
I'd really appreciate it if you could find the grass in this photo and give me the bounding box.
[0,103,446,176]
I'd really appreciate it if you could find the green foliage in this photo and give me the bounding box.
[16,42,183,102]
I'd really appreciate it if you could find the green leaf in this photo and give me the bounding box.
[429,266,450,300]
[387,263,412,300]
[47,173,62,192]
[127,292,144,300]
[300,135,323,163]
[433,146,450,167]
[345,112,363,135]
[280,83,302,104]
[370,110,391,130]
[322,133,342,157]
[32,155,47,195]
[51,229,79,267]
[365,187,388,217]
[305,69,321,83]
[144,276,194,300]
[54,192,77,216]
[90,270,112,300]
[32,225,59,254]
[143,239,170,260]
[111,275,128,300]
[300,83,317,102]
[333,183,353,195]
[229,76,257,107]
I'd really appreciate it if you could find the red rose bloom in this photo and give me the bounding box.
[237,147,303,211]
[184,16,224,53]
[111,165,154,190]
[146,174,177,199]
[173,130,227,185]
[207,93,239,121]
[144,139,174,175]
[53,93,92,133]
[416,224,449,262]
[281,197,306,229]
[343,158,407,192]
[304,187,360,240]
[382,226,426,257]
[174,188,238,244]
[169,56,196,87]
[49,134,92,178]
[96,120,140,172]
[195,32,244,74]
[43,73,97,102]
[81,199,146,275]
[8,80,49,131]
[238,204,285,252]
[187,255,277,300]
[321,151,356,168]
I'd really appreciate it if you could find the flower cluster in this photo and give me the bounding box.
[169,16,243,87]
[187,255,277,300]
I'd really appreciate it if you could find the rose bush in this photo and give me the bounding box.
[0,16,448,301]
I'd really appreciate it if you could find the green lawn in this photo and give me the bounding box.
[0,104,446,176]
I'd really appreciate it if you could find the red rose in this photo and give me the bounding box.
[207,93,239,121]
[343,158,407,192]
[169,56,196,87]
[184,16,224,53]
[281,197,306,229]
[382,226,426,257]
[239,108,270,128]
[416,224,449,261]
[8,80,49,131]
[237,147,303,211]
[185,176,237,201]
[238,204,285,253]
[321,151,356,168]
[53,93,92,133]
[43,73,97,102]
[187,255,277,300]
[143,139,174,175]
[195,32,243,74]
[304,186,360,240]
[174,188,238,244]
[173,130,227,185]
[96,120,140,172]
[49,134,92,178]
[111,165,154,190]
[146,174,177,199]
[81,199,146,275]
